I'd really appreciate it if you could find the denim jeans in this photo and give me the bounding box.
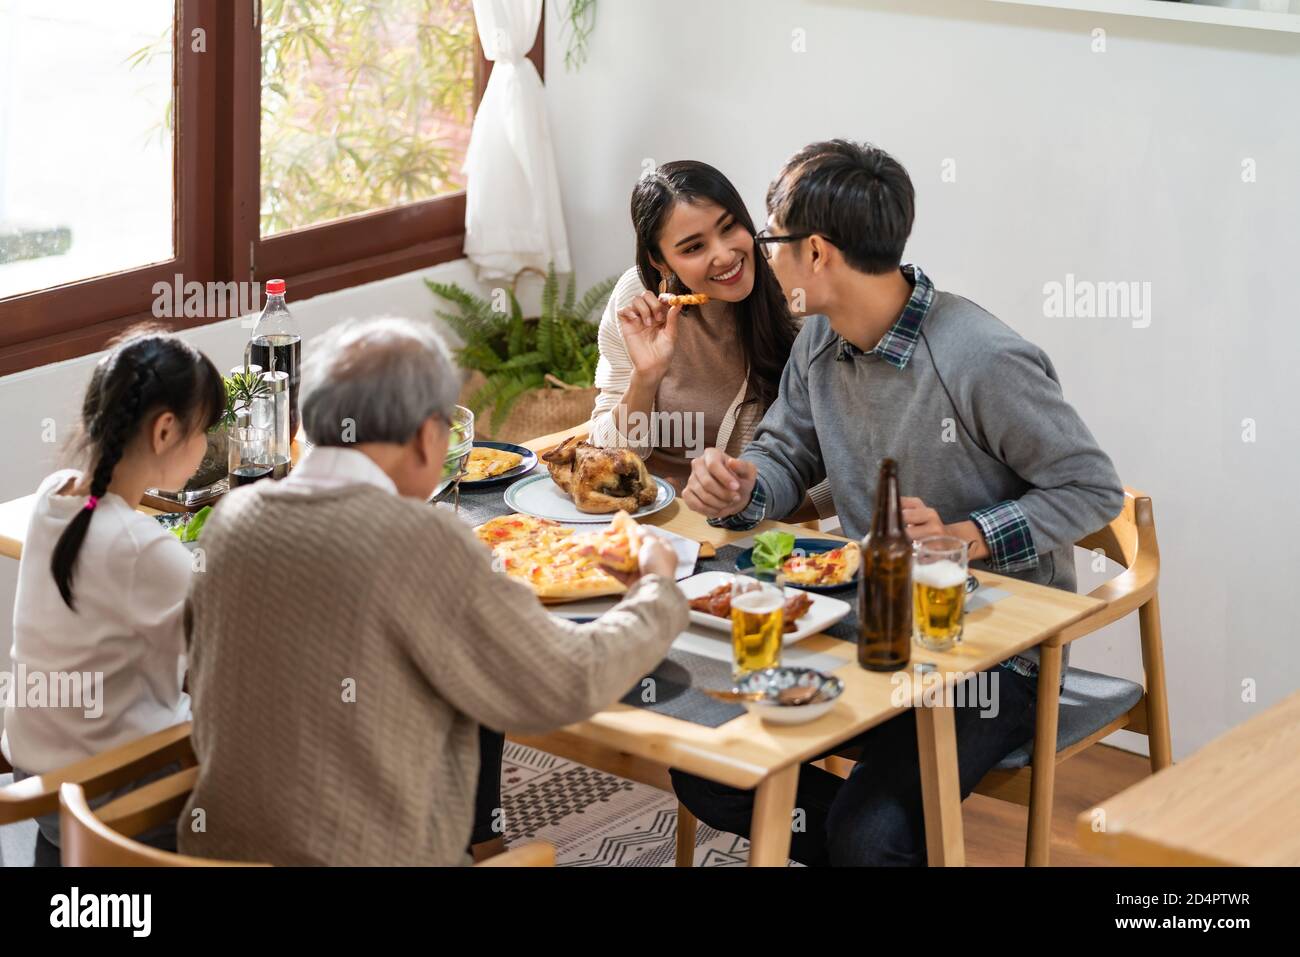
[670,666,1038,866]
[470,726,505,847]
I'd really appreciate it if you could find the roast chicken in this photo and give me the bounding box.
[541,437,658,514]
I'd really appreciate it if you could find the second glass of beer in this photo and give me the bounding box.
[912,536,970,651]
[730,569,784,679]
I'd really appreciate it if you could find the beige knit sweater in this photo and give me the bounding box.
[179,481,688,866]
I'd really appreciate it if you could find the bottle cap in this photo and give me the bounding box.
[258,370,289,393]
[265,279,286,297]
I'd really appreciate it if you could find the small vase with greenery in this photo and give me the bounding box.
[179,370,271,492]
[428,264,616,439]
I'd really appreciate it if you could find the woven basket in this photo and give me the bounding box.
[460,371,596,445]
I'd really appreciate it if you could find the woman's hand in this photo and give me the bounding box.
[617,291,681,382]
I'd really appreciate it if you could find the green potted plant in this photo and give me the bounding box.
[428,264,616,443]
[183,370,270,491]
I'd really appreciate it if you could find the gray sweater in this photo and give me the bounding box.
[181,482,688,866]
[716,269,1123,667]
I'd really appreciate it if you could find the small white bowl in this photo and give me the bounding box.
[736,667,844,726]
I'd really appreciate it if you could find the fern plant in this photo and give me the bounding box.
[427,264,616,431]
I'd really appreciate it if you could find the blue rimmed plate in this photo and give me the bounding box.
[459,441,538,491]
[733,538,860,593]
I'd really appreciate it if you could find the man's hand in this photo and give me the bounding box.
[901,496,989,561]
[682,448,757,518]
[900,496,946,542]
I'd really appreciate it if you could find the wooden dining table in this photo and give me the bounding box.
[1076,691,1300,867]
[0,423,1104,866]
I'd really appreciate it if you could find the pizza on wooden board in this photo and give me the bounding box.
[473,512,647,603]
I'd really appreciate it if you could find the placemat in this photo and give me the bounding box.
[618,647,747,727]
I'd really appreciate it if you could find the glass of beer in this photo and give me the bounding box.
[912,536,970,651]
[730,569,785,679]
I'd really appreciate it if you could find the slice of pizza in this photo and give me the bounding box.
[782,541,862,586]
[658,292,710,307]
[464,447,524,482]
[570,510,644,574]
[474,514,567,548]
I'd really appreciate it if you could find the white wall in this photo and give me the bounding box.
[543,0,1300,759]
[0,259,484,736]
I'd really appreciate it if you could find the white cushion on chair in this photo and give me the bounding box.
[994,667,1145,770]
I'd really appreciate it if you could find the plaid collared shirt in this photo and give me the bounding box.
[834,263,933,369]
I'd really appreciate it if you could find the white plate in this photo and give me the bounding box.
[503,472,675,524]
[676,571,853,645]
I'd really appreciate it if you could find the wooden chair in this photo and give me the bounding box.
[60,767,555,867]
[0,722,194,829]
[971,488,1171,866]
[807,489,1170,866]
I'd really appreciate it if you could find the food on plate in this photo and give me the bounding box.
[540,437,658,514]
[658,292,710,307]
[782,541,861,587]
[689,584,813,633]
[569,510,643,574]
[464,446,524,483]
[473,512,626,602]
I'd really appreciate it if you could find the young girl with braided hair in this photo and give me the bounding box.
[2,327,224,861]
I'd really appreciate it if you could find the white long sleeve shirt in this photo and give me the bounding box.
[2,470,191,774]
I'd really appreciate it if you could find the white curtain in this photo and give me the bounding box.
[464,0,571,281]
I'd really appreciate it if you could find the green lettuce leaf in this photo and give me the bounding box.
[752,530,795,573]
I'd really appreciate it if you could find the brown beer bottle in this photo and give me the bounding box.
[858,458,912,671]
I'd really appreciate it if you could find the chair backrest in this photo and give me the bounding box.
[1064,488,1160,638]
[61,766,554,867]
[0,722,193,826]
[59,778,259,867]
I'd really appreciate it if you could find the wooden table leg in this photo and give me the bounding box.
[916,703,966,866]
[1026,640,1062,867]
[747,764,799,867]
[675,802,697,867]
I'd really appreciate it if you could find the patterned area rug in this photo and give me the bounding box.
[500,742,798,867]
[1,754,797,867]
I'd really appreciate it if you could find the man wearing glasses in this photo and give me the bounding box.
[675,140,1124,866]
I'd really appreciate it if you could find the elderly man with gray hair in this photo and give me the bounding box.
[181,317,686,866]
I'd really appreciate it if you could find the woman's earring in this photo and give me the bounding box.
[658,273,671,295]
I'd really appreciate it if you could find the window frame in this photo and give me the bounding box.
[0,0,541,375]
[0,0,218,375]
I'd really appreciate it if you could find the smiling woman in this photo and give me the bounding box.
[586,161,833,517]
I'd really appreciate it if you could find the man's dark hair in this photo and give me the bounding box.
[766,140,915,275]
